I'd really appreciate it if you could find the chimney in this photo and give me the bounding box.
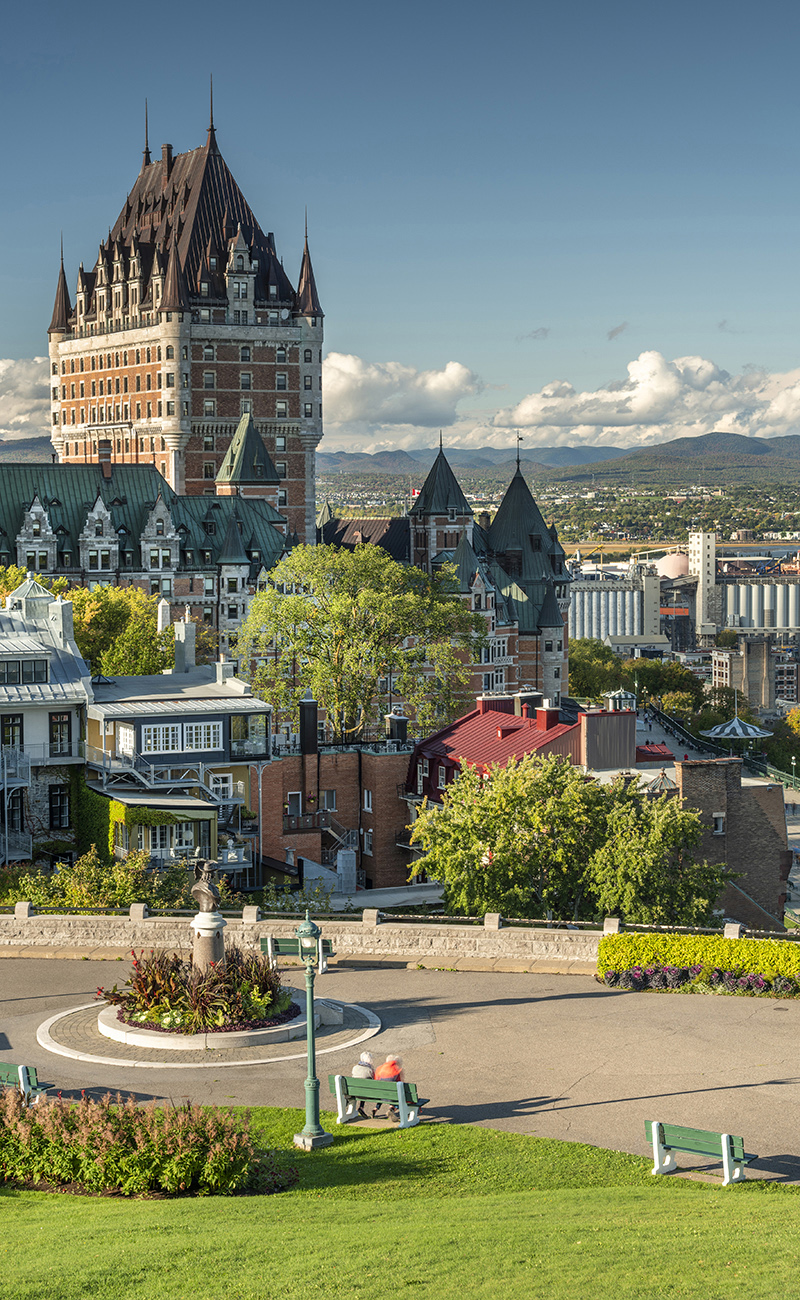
[174,619,196,673]
[157,597,171,633]
[215,658,236,686]
[536,707,561,732]
[48,597,74,647]
[514,690,543,716]
[299,693,318,755]
[161,143,173,185]
[385,711,408,743]
[476,694,515,716]
[478,511,490,530]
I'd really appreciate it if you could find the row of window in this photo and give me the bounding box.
[56,346,164,376]
[0,713,70,748]
[139,721,223,754]
[60,396,320,426]
[0,660,48,685]
[0,784,69,833]
[200,345,319,364]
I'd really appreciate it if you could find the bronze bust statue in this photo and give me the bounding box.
[190,862,221,913]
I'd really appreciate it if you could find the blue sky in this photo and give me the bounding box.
[2,0,800,452]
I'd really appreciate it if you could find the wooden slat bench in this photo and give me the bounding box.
[0,1064,44,1105]
[328,1074,427,1130]
[646,1121,757,1185]
[261,935,335,973]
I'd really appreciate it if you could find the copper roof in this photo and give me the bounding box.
[48,253,72,334]
[58,126,321,320]
[409,447,472,517]
[216,413,279,485]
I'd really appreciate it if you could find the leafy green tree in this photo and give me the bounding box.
[715,629,739,648]
[660,691,696,722]
[238,543,485,740]
[568,639,623,698]
[410,754,729,924]
[586,793,731,925]
[410,754,609,919]
[67,585,173,675]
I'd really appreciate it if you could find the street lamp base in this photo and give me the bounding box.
[293,1130,334,1150]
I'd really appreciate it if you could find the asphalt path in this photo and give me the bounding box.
[3,956,800,1181]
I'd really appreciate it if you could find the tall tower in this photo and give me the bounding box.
[47,107,323,543]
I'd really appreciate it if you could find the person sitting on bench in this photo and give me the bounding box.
[373,1055,404,1121]
[351,1052,374,1116]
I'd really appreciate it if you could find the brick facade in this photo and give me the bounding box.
[676,758,790,927]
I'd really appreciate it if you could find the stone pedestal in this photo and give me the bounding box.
[191,910,227,974]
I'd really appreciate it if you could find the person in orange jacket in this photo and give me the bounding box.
[373,1054,404,1121]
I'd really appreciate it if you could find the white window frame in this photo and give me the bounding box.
[363,788,373,812]
[141,723,181,754]
[184,722,223,751]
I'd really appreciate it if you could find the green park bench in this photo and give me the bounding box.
[0,1064,44,1105]
[329,1074,427,1130]
[261,935,335,973]
[646,1120,757,1185]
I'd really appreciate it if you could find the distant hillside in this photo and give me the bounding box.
[0,437,55,462]
[318,443,629,472]
[546,432,800,486]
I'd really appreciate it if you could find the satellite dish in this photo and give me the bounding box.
[280,308,290,320]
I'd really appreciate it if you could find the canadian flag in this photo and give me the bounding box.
[410,487,421,498]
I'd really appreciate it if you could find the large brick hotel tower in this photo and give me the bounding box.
[48,107,323,542]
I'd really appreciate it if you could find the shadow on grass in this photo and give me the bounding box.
[424,1095,568,1124]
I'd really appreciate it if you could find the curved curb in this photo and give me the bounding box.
[36,1001,381,1070]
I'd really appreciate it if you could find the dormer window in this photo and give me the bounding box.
[31,521,41,538]
[156,520,164,537]
[448,508,457,522]
[94,521,103,537]
[236,255,244,271]
[269,284,278,299]
[209,256,217,271]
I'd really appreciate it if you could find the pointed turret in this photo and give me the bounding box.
[216,413,280,489]
[296,221,323,316]
[316,498,334,528]
[206,74,219,155]
[142,98,151,169]
[409,445,472,518]
[487,466,553,575]
[48,245,72,335]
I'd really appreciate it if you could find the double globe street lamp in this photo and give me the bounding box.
[292,910,333,1150]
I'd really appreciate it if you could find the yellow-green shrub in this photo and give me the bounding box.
[598,932,800,979]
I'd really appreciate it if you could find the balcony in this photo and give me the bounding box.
[0,747,31,787]
[22,741,85,766]
[282,810,331,834]
[395,826,422,852]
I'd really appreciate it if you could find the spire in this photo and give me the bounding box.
[296,221,323,316]
[216,412,280,486]
[516,431,522,469]
[206,74,218,154]
[142,99,151,169]
[409,444,472,517]
[159,242,190,312]
[48,242,72,335]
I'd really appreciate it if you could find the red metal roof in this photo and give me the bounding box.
[636,742,674,762]
[420,709,578,772]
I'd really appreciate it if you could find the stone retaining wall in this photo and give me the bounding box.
[0,910,602,966]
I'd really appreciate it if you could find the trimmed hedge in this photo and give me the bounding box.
[598,932,800,980]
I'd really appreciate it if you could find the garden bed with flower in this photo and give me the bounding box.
[598,932,800,998]
[98,947,300,1034]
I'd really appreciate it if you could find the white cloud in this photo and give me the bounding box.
[0,357,50,441]
[492,350,800,448]
[322,352,481,432]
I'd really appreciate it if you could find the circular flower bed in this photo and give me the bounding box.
[98,947,300,1034]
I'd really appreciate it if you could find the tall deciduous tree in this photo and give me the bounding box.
[410,753,730,924]
[237,544,485,740]
[68,586,173,675]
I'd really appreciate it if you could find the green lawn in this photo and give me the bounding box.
[2,1107,798,1300]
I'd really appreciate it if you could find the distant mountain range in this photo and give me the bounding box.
[317,444,628,473]
[318,433,800,487]
[0,437,56,462]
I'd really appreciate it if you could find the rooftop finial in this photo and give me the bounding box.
[516,430,523,469]
[142,98,151,167]
[60,232,64,266]
[304,205,308,243]
[439,429,443,452]
[209,73,214,131]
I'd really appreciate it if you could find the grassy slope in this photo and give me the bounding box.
[2,1107,798,1300]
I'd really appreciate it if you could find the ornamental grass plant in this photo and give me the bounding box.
[98,947,296,1033]
[0,1090,296,1197]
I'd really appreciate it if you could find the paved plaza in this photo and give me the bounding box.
[3,954,800,1181]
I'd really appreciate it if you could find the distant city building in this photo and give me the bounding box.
[319,448,570,704]
[711,636,776,712]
